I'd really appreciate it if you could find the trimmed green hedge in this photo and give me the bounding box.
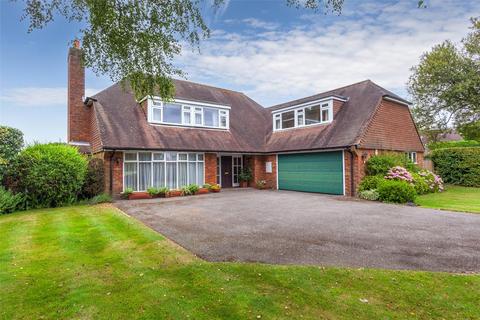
[377,180,416,203]
[430,147,480,187]
[7,143,87,208]
[428,140,480,150]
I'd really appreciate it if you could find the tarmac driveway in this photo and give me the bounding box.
[116,189,480,272]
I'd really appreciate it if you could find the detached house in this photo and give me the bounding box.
[67,43,424,197]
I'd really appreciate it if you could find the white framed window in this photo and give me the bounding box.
[123,151,205,192]
[272,99,334,131]
[405,152,417,164]
[147,98,229,129]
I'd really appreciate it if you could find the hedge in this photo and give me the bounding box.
[430,147,480,187]
[428,140,480,150]
[6,143,87,208]
[377,179,416,204]
[81,157,105,199]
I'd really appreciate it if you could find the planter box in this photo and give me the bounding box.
[240,181,248,188]
[210,188,221,193]
[168,190,183,197]
[128,192,152,200]
[196,188,209,195]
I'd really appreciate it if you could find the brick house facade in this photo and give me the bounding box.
[67,44,424,197]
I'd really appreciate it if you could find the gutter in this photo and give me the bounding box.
[109,150,116,195]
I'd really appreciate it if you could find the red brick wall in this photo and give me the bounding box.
[67,46,91,143]
[95,151,124,196]
[359,99,424,152]
[204,153,218,185]
[246,154,277,189]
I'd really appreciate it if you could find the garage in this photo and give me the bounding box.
[277,151,344,195]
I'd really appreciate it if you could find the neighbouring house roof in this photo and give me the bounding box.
[90,79,413,153]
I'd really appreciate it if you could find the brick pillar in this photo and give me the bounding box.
[100,151,124,197]
[67,40,91,143]
[204,153,218,185]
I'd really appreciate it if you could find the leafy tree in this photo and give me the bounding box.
[408,17,480,135]
[457,121,480,141]
[19,1,426,100]
[0,126,24,166]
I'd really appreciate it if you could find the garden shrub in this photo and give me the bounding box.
[181,184,200,196]
[384,166,414,183]
[89,193,112,205]
[365,154,417,176]
[411,173,431,195]
[121,187,134,199]
[428,140,480,150]
[358,189,379,201]
[377,179,416,204]
[7,143,87,208]
[417,169,444,192]
[0,126,24,181]
[430,147,480,187]
[81,158,105,199]
[0,186,25,214]
[147,187,159,196]
[358,175,385,192]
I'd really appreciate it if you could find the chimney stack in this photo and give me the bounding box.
[67,40,90,144]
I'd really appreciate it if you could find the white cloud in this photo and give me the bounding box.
[0,87,100,107]
[242,18,280,31]
[178,0,479,106]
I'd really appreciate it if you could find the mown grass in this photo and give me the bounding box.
[415,185,480,213]
[1,205,479,319]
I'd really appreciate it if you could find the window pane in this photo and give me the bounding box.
[321,109,329,122]
[220,110,228,128]
[183,108,191,124]
[139,162,152,190]
[124,152,137,161]
[138,152,151,161]
[153,153,164,161]
[305,105,321,125]
[297,111,304,126]
[188,162,197,185]
[124,162,137,191]
[166,162,177,189]
[163,103,182,123]
[204,108,219,127]
[197,162,204,185]
[188,153,196,161]
[275,117,281,130]
[166,152,177,161]
[152,107,162,121]
[178,162,188,188]
[194,107,202,125]
[281,111,295,129]
[153,162,165,187]
[197,154,204,161]
[178,153,188,161]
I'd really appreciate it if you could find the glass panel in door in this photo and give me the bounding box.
[232,156,242,187]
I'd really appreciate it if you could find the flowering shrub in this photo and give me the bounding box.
[358,189,380,201]
[384,166,413,184]
[418,170,444,192]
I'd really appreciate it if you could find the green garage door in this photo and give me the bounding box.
[278,151,344,195]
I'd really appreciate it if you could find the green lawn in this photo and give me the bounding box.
[415,185,480,213]
[1,206,479,319]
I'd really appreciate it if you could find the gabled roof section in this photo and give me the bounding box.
[91,79,271,153]
[264,80,410,152]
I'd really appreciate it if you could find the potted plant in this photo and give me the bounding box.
[120,187,134,199]
[147,187,159,198]
[256,180,267,190]
[157,187,170,198]
[209,184,221,193]
[197,184,210,194]
[238,167,253,188]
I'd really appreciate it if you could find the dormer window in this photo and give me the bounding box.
[147,98,230,129]
[273,99,334,131]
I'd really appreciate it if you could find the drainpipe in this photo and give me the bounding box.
[109,150,116,195]
[347,146,356,197]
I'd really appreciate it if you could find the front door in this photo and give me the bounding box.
[220,156,233,188]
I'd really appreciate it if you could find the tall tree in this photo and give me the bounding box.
[408,17,480,138]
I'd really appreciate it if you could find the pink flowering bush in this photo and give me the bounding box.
[418,169,444,192]
[384,166,414,184]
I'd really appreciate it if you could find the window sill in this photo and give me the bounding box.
[273,121,333,133]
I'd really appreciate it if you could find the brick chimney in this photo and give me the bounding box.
[67,40,90,144]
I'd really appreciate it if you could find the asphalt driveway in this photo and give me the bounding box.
[116,189,480,272]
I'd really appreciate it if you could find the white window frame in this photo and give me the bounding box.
[272,99,334,131]
[147,98,230,130]
[406,151,417,164]
[123,151,205,192]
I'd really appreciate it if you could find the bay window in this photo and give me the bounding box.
[148,98,229,129]
[273,99,333,131]
[124,151,205,191]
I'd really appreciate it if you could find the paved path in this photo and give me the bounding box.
[116,189,480,272]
